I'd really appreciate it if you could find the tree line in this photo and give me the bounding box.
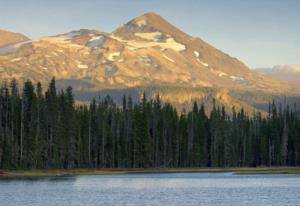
[0,78,300,169]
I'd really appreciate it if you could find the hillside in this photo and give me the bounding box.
[0,12,299,113]
[0,29,29,47]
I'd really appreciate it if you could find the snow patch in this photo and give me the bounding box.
[108,52,120,61]
[78,64,88,69]
[165,38,186,51]
[230,76,244,81]
[197,59,209,67]
[86,36,106,48]
[40,32,83,48]
[0,41,31,55]
[134,32,162,42]
[136,19,147,27]
[194,51,199,58]
[110,34,186,52]
[10,57,22,62]
[89,36,102,41]
[163,54,175,63]
[218,72,228,77]
[126,45,138,51]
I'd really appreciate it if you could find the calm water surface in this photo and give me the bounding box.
[0,172,300,206]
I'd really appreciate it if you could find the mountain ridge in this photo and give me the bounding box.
[0,29,30,47]
[0,12,299,113]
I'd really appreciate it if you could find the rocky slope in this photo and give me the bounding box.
[0,12,299,113]
[0,29,29,47]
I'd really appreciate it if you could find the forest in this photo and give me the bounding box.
[0,78,300,169]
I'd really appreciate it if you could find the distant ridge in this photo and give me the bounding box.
[0,29,29,47]
[256,65,300,82]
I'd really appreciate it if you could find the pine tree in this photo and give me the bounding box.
[1,78,300,169]
[21,80,36,168]
[65,86,75,168]
[45,77,58,168]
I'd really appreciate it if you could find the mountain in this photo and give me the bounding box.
[0,12,299,113]
[0,29,29,47]
[256,65,300,82]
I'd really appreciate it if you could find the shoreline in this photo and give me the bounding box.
[1,167,300,179]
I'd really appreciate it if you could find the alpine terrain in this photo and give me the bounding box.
[0,12,299,113]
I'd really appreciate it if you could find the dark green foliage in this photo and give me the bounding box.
[0,79,300,169]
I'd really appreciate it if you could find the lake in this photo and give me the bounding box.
[0,172,300,206]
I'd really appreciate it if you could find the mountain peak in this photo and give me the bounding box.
[130,12,172,31]
[114,12,168,32]
[112,12,190,42]
[129,12,164,23]
[138,12,162,19]
[0,13,297,114]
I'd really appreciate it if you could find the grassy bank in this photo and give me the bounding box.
[1,167,300,179]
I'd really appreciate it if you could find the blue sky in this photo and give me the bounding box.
[0,0,299,68]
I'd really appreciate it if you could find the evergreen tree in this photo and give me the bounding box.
[0,78,300,169]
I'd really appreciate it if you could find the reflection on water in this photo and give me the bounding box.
[0,173,300,206]
[0,176,76,182]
